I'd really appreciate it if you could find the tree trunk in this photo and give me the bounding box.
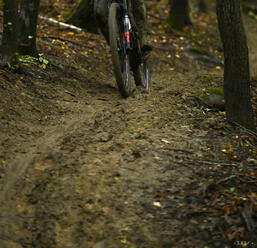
[1,0,19,65]
[198,0,207,12]
[166,0,192,30]
[0,0,40,66]
[66,0,98,33]
[216,0,256,130]
[19,0,40,56]
[94,0,109,42]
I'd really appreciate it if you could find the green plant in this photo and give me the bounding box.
[19,53,49,67]
[38,53,49,65]
[19,55,38,64]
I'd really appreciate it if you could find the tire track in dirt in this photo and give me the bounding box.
[0,114,82,244]
[0,68,202,247]
[0,112,93,204]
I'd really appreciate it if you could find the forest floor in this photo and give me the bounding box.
[0,1,257,248]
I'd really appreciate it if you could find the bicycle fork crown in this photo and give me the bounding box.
[143,54,150,61]
[123,15,131,50]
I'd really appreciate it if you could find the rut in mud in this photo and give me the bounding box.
[0,1,257,248]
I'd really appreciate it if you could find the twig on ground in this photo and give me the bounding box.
[238,206,255,232]
[190,95,214,109]
[190,54,224,67]
[65,90,76,97]
[216,175,236,185]
[232,121,257,139]
[237,175,257,184]
[202,175,236,197]
[241,137,257,150]
[186,159,237,166]
[39,15,83,32]
[41,36,81,46]
[147,13,165,21]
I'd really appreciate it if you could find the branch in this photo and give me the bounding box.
[232,121,257,139]
[39,15,82,32]
[147,13,165,21]
[238,206,255,232]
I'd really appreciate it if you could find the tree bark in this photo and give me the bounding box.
[1,0,19,65]
[94,0,109,42]
[0,0,40,66]
[66,0,98,33]
[19,0,40,56]
[166,0,192,30]
[216,0,256,130]
[198,0,207,12]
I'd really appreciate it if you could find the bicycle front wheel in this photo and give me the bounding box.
[109,3,131,98]
[133,58,151,93]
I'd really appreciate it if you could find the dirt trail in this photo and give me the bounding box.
[0,55,203,247]
[0,3,257,248]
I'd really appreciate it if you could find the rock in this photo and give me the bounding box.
[209,93,225,110]
[95,132,112,142]
[198,88,225,110]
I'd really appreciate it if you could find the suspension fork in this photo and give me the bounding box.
[122,0,132,51]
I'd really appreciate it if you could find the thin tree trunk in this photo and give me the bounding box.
[94,0,109,41]
[66,0,98,33]
[19,0,40,56]
[166,0,192,30]
[1,0,19,65]
[216,0,256,130]
[199,0,207,12]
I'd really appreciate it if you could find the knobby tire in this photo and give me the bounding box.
[133,59,151,93]
[109,3,131,98]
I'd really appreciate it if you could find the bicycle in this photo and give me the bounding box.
[108,0,151,98]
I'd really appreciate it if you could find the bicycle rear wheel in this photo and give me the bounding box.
[143,58,151,92]
[109,3,131,98]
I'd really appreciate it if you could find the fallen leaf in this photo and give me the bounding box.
[153,201,161,207]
